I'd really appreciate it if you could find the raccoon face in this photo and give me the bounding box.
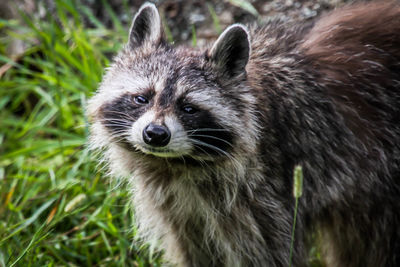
[99,80,235,159]
[88,3,253,162]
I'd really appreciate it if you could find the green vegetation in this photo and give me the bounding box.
[289,165,303,267]
[0,0,160,266]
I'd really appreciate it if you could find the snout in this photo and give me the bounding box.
[142,123,171,147]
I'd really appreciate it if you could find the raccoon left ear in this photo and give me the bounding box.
[128,2,163,49]
[209,24,250,79]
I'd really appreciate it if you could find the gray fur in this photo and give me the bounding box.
[87,1,400,266]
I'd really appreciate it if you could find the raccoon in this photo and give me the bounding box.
[87,1,400,266]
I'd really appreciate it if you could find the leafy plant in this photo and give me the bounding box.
[0,0,160,265]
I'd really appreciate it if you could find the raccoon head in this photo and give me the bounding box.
[88,3,258,165]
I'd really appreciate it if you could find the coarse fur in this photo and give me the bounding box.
[87,1,400,266]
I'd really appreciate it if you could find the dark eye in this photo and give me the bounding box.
[182,105,198,114]
[133,95,149,105]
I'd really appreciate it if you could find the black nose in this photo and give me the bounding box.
[142,123,171,147]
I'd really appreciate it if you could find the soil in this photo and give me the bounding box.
[84,0,352,45]
[1,0,352,56]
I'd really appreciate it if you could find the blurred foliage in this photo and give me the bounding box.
[0,0,161,266]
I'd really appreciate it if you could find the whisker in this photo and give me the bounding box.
[109,136,128,144]
[188,134,233,147]
[186,128,230,133]
[101,124,131,130]
[101,110,134,117]
[191,144,215,163]
[110,131,130,137]
[109,130,129,137]
[101,111,136,121]
[190,139,231,157]
[190,140,241,169]
[101,121,130,125]
[99,119,132,124]
[188,151,213,170]
[107,129,131,140]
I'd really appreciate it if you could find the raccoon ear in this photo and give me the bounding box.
[209,24,250,79]
[128,2,162,49]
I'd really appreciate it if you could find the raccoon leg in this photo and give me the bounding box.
[319,205,400,267]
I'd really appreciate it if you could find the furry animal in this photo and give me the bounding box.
[87,1,400,266]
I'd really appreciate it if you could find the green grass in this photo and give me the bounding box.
[0,0,161,266]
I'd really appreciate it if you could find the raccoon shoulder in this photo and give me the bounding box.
[247,1,400,143]
[300,1,400,143]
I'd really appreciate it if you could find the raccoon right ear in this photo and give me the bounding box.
[128,2,163,49]
[209,24,250,79]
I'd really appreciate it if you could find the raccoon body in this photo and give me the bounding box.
[88,2,400,266]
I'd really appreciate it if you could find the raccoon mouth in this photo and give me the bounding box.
[136,144,180,158]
